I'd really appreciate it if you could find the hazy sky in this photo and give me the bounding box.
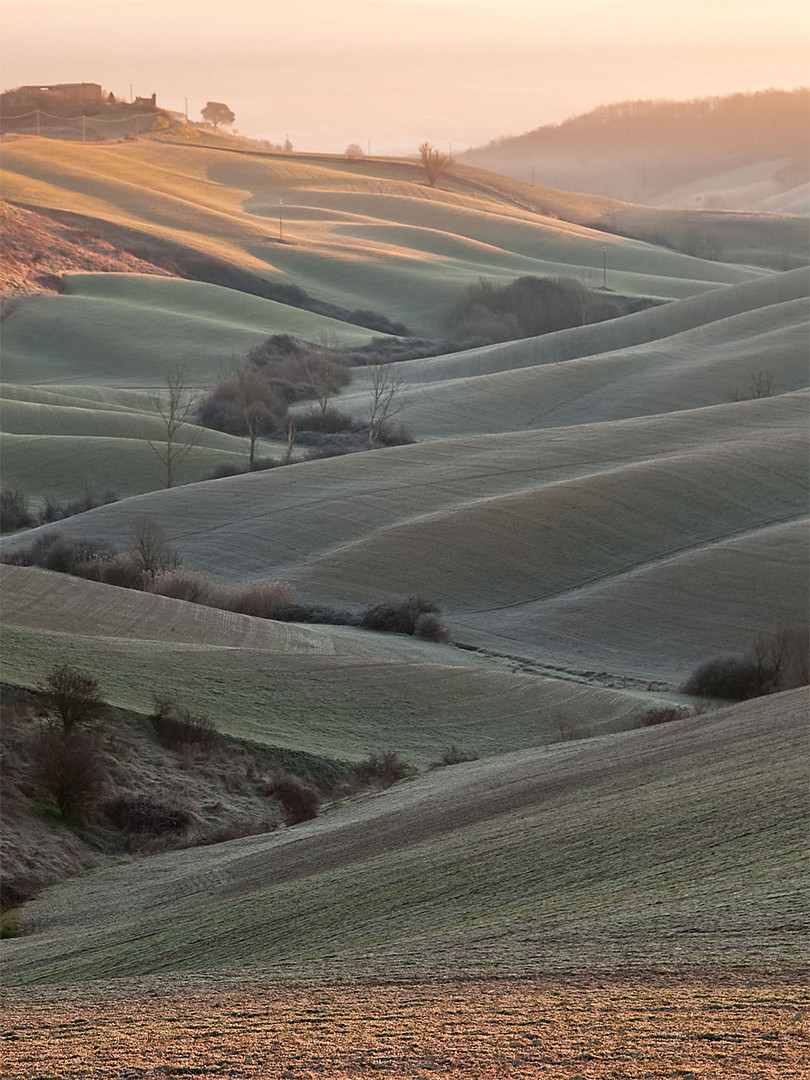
[1,0,808,153]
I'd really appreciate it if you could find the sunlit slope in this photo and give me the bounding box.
[341,270,809,437]
[1,138,773,338]
[7,394,805,680]
[0,565,646,763]
[1,274,377,388]
[4,691,805,985]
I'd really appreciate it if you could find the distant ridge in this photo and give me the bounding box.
[460,89,810,209]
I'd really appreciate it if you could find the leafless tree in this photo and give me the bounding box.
[283,418,297,464]
[418,141,453,187]
[232,365,278,466]
[130,514,180,574]
[148,365,199,488]
[368,361,403,448]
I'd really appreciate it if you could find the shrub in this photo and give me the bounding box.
[37,664,105,733]
[0,488,35,532]
[414,612,451,643]
[38,488,118,524]
[144,569,215,606]
[29,727,105,824]
[631,705,692,727]
[355,751,417,789]
[151,696,220,751]
[450,275,623,344]
[106,794,191,837]
[294,406,357,434]
[360,596,443,636]
[430,745,478,768]
[680,652,771,700]
[2,534,115,576]
[681,625,809,700]
[225,579,296,618]
[266,772,320,824]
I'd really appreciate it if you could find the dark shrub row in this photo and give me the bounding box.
[1,488,118,534]
[2,535,451,642]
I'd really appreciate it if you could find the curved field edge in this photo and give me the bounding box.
[2,690,805,986]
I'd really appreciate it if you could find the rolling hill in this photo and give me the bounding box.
[0,127,807,1004]
[2,689,805,986]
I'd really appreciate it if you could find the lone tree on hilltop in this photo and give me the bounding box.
[418,141,453,187]
[201,101,235,130]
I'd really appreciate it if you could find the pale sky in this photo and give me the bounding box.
[1,0,807,153]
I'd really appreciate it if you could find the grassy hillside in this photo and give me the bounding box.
[1,136,777,345]
[3,689,804,985]
[341,270,809,437]
[7,386,804,681]
[0,565,650,765]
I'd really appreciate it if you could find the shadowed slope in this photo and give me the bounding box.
[3,691,805,985]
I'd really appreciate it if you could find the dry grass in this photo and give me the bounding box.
[0,978,806,1078]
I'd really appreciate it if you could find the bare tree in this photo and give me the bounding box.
[368,361,403,448]
[418,141,453,187]
[283,418,297,464]
[232,365,278,466]
[148,365,199,488]
[130,514,180,574]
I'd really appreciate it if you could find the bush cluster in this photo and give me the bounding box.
[354,751,417,789]
[0,487,118,534]
[3,536,451,642]
[450,275,623,345]
[681,625,809,700]
[29,726,105,825]
[106,794,191,837]
[265,772,320,824]
[151,695,221,751]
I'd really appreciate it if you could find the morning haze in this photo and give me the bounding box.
[1,0,808,1074]
[1,0,808,151]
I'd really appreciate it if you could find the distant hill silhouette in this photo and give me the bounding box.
[460,89,809,207]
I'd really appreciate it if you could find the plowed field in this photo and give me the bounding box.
[2,978,806,1079]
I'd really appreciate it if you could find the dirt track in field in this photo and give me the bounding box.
[1,978,807,1079]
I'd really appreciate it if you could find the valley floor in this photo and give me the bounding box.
[1,975,807,1078]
